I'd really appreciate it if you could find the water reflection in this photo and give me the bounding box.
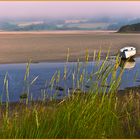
[119,58,136,69]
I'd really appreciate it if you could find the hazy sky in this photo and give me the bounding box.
[0,1,140,19]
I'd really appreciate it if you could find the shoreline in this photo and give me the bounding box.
[0,54,139,65]
[1,30,140,35]
[1,85,139,104]
[0,30,116,34]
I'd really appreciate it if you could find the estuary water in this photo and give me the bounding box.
[0,57,140,102]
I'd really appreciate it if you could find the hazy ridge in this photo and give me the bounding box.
[1,17,140,31]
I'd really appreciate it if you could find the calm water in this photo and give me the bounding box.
[0,57,140,102]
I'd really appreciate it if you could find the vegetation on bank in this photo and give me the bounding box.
[118,23,140,33]
[0,50,140,138]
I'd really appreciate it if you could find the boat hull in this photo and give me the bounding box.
[120,50,136,59]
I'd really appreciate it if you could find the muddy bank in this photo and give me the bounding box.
[0,31,140,64]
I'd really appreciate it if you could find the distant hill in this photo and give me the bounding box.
[1,18,140,31]
[0,22,81,31]
[118,23,140,33]
[107,18,140,30]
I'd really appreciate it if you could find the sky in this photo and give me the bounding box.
[0,1,140,19]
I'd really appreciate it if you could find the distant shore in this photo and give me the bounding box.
[0,30,140,64]
[0,30,116,34]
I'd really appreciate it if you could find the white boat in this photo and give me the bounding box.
[120,46,136,59]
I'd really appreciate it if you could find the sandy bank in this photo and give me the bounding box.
[0,31,140,64]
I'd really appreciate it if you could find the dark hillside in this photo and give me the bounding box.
[118,23,140,33]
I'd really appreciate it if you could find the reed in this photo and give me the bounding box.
[0,49,139,138]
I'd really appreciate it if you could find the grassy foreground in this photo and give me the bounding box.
[0,50,140,138]
[0,91,140,138]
